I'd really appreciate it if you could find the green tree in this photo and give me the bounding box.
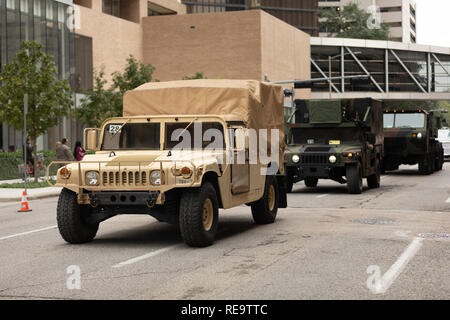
[0,41,72,181]
[76,69,122,127]
[112,55,156,95]
[182,72,206,80]
[76,55,156,127]
[319,3,391,40]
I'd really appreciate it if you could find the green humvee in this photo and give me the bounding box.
[285,98,384,194]
[383,107,445,174]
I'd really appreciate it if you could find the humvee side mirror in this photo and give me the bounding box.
[84,128,100,151]
[365,132,376,145]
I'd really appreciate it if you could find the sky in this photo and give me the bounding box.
[415,0,450,47]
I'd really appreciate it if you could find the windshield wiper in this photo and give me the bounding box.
[111,118,131,138]
[174,117,198,141]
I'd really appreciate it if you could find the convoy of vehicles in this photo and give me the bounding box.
[383,108,446,174]
[48,80,447,247]
[50,80,287,247]
[285,98,384,194]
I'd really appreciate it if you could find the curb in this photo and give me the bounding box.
[0,191,61,202]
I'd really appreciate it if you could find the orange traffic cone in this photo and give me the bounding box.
[18,190,32,212]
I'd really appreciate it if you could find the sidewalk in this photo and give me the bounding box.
[0,177,61,202]
[0,187,62,202]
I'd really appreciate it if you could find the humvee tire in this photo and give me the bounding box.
[436,143,444,171]
[346,162,363,194]
[286,178,294,193]
[251,175,278,224]
[304,177,318,188]
[57,188,98,244]
[179,182,219,247]
[367,158,381,189]
[419,151,435,175]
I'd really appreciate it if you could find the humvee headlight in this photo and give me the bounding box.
[59,167,71,179]
[181,167,192,179]
[417,133,423,139]
[150,170,161,185]
[292,155,300,163]
[329,155,337,164]
[85,171,99,186]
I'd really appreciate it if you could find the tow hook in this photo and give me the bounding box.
[147,191,160,208]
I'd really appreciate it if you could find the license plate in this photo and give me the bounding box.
[329,140,341,145]
[177,178,191,184]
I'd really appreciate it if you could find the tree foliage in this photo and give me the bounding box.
[0,41,72,180]
[76,55,156,127]
[182,72,206,80]
[319,4,391,40]
[75,69,122,127]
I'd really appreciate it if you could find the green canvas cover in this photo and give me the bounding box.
[308,100,342,124]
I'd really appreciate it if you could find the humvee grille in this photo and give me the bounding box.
[102,171,149,186]
[301,154,328,164]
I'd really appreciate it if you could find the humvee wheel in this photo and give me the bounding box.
[436,145,444,171]
[179,182,219,247]
[304,177,318,188]
[419,152,435,175]
[346,162,363,194]
[57,188,98,244]
[367,158,381,189]
[251,176,278,224]
[286,178,294,193]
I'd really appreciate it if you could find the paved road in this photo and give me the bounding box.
[0,164,449,300]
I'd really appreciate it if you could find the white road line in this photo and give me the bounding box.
[316,194,328,199]
[371,237,423,294]
[0,225,57,241]
[446,197,450,203]
[112,244,179,268]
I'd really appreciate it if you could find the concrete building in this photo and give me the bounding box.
[318,0,417,43]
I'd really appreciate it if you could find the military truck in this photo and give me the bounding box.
[48,80,288,247]
[383,107,445,174]
[285,98,384,194]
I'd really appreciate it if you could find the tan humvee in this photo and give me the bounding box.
[49,80,288,247]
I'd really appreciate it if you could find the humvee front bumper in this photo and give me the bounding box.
[47,160,200,205]
[89,191,160,207]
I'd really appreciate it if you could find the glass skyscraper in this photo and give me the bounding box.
[0,0,75,151]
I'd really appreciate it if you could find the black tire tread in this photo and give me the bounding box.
[179,182,218,247]
[57,188,98,244]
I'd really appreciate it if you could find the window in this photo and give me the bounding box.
[384,113,425,129]
[165,122,225,150]
[383,114,395,128]
[148,1,176,16]
[103,0,120,18]
[102,123,161,150]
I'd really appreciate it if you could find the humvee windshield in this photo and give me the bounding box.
[165,122,225,150]
[383,113,425,129]
[102,123,160,150]
[291,127,362,145]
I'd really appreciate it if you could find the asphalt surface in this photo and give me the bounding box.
[0,164,449,300]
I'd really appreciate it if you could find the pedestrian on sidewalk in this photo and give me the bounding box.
[73,141,85,161]
[23,138,34,175]
[56,138,74,162]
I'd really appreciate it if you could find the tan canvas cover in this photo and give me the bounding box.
[123,79,285,168]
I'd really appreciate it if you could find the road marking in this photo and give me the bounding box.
[112,244,179,268]
[367,237,423,294]
[446,197,450,203]
[316,194,328,199]
[0,225,57,241]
